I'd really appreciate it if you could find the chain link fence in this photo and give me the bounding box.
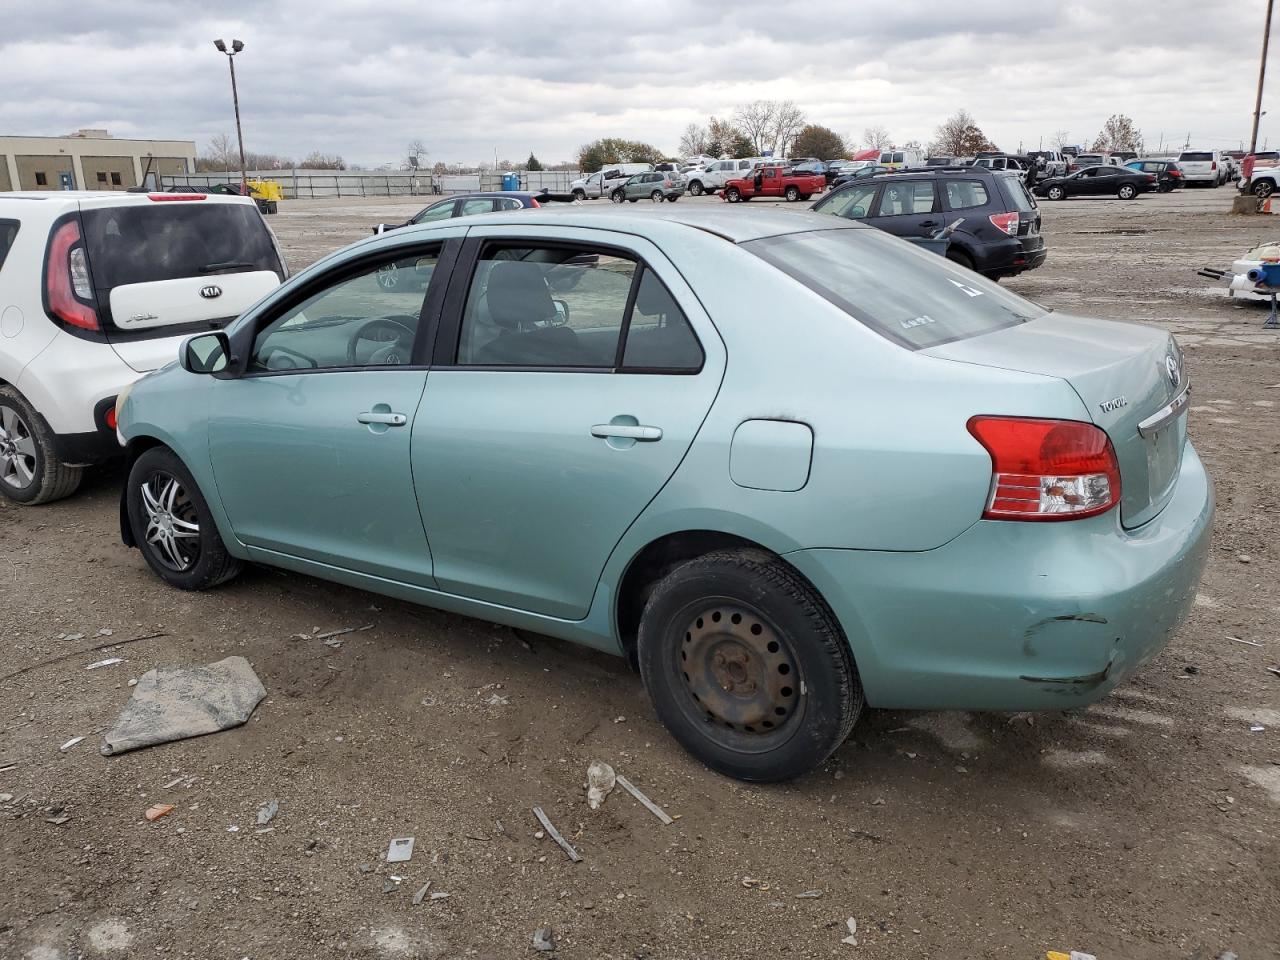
[162,169,582,199]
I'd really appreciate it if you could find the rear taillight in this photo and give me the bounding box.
[966,416,1120,521]
[1169,169,1182,177]
[1211,161,1217,170]
[664,179,673,187]
[988,212,1019,235]
[45,220,99,331]
[530,197,541,208]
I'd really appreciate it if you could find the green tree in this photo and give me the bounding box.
[526,152,544,171]
[792,124,845,160]
[577,138,665,170]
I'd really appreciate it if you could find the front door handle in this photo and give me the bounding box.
[357,411,407,426]
[591,423,662,442]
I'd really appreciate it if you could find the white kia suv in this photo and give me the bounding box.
[0,191,285,504]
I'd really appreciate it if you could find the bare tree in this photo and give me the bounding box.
[1052,129,1072,152]
[931,110,996,156]
[207,133,235,172]
[1092,115,1143,153]
[735,101,778,155]
[679,123,709,158]
[406,139,428,168]
[769,100,806,157]
[862,125,892,150]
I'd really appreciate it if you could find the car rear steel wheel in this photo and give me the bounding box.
[784,185,800,201]
[650,190,664,203]
[725,187,741,202]
[1047,185,1065,201]
[0,404,37,492]
[611,191,625,204]
[138,471,202,573]
[689,181,704,196]
[572,189,586,201]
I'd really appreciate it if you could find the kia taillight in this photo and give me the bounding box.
[988,212,1019,235]
[45,220,99,331]
[966,416,1120,521]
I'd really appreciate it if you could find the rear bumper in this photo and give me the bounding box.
[975,235,1047,277]
[785,442,1214,711]
[53,427,122,465]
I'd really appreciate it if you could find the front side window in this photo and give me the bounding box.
[818,183,878,219]
[250,250,438,372]
[457,246,636,367]
[875,181,936,216]
[746,228,1045,350]
[943,180,989,210]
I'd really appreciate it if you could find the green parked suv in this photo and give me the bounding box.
[610,171,686,203]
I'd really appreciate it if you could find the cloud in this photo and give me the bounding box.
[0,0,1271,166]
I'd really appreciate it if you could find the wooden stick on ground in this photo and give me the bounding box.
[532,806,582,862]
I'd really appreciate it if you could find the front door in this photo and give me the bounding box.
[208,242,453,585]
[411,228,724,620]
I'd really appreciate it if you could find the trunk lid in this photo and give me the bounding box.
[926,314,1187,528]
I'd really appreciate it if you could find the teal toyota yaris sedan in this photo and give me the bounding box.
[115,209,1213,782]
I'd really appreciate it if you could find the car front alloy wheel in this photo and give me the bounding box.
[1047,186,1065,201]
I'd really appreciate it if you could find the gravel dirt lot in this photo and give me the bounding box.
[2,187,1278,960]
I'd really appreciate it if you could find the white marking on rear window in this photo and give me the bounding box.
[947,279,984,298]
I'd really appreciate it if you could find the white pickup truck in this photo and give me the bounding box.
[1176,150,1224,187]
[683,158,763,196]
[570,163,653,200]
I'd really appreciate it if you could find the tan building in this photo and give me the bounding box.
[0,130,196,192]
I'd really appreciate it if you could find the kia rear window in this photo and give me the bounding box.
[80,202,283,291]
[1180,152,1213,162]
[0,219,18,272]
[746,228,1044,350]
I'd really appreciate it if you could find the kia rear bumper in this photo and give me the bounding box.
[784,441,1213,711]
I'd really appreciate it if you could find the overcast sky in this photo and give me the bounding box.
[1,0,1275,167]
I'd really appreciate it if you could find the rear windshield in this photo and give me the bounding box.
[80,202,283,291]
[1180,151,1213,161]
[745,228,1045,350]
[998,175,1036,212]
[0,219,18,272]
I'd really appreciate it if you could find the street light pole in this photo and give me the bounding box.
[213,39,248,193]
[1251,0,1275,155]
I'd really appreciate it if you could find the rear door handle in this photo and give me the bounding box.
[591,423,662,441]
[357,411,407,426]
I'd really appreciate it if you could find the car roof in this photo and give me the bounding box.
[388,207,865,245]
[428,191,539,202]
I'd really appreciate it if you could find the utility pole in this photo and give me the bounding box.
[1251,0,1276,154]
[213,39,248,193]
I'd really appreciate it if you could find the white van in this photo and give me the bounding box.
[570,163,654,200]
[878,150,924,170]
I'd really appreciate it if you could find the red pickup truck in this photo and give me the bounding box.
[722,165,826,202]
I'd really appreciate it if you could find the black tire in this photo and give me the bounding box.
[637,549,863,782]
[0,386,82,505]
[628,198,638,203]
[572,189,586,201]
[666,195,679,202]
[1118,184,1137,200]
[725,187,742,203]
[650,190,664,203]
[1047,185,1066,201]
[688,181,704,196]
[1254,179,1275,198]
[126,446,243,591]
[784,185,800,201]
[800,193,812,201]
[946,248,976,272]
[610,190,625,204]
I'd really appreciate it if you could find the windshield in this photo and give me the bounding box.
[1180,152,1213,162]
[81,202,283,290]
[745,228,1045,350]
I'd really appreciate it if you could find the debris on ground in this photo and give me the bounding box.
[429,891,450,901]
[796,890,824,899]
[382,878,399,894]
[586,760,616,810]
[59,736,85,752]
[533,806,582,862]
[291,624,373,642]
[145,803,175,822]
[256,799,279,826]
[841,917,858,946]
[615,774,674,825]
[386,836,415,862]
[100,656,266,756]
[86,657,124,670]
[532,927,557,952]
[1268,667,1280,678]
[1046,952,1098,960]
[412,882,431,905]
[1227,635,1261,646]
[45,806,71,825]
[162,776,185,789]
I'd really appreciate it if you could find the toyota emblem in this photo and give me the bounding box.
[199,285,223,300]
[1165,353,1180,388]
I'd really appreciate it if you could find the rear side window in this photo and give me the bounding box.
[0,219,18,273]
[622,270,702,371]
[745,228,1045,350]
[80,202,283,292]
[943,180,989,210]
[1180,152,1212,162]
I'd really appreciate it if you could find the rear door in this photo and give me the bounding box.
[410,226,725,619]
[867,179,940,237]
[79,197,284,372]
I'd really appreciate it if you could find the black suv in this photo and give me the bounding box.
[810,167,1046,280]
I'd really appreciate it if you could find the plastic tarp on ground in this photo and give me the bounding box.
[101,656,265,756]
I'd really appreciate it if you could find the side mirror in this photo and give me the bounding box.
[181,332,231,375]
[551,299,570,326]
